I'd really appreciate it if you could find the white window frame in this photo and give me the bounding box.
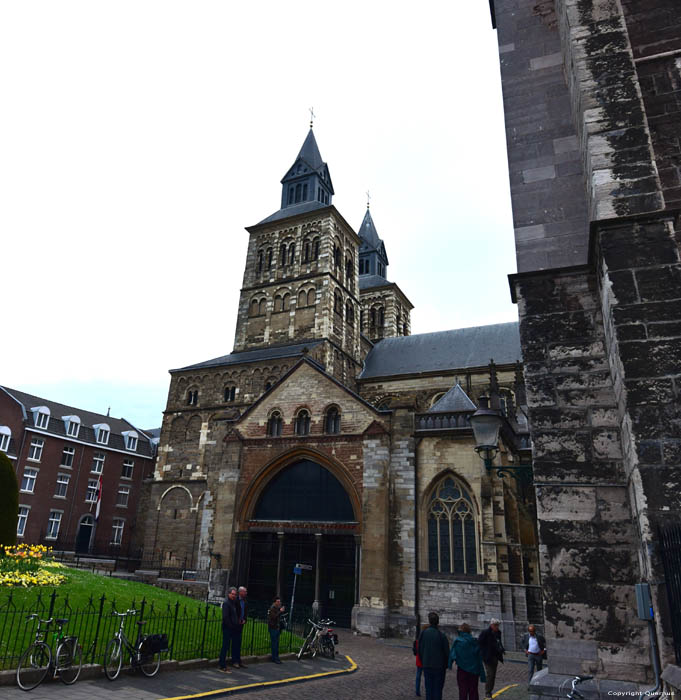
[122,431,138,452]
[0,426,10,453]
[28,438,44,462]
[111,518,125,545]
[91,452,105,474]
[54,473,70,498]
[116,485,130,508]
[32,407,50,429]
[46,510,62,540]
[94,423,110,445]
[17,506,30,537]
[61,445,75,468]
[21,468,38,494]
[63,415,81,438]
[85,479,98,503]
[121,459,134,479]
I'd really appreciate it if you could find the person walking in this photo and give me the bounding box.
[218,587,239,673]
[448,623,486,700]
[478,618,504,699]
[232,586,249,668]
[522,624,546,684]
[413,632,423,696]
[267,596,286,664]
[417,612,450,700]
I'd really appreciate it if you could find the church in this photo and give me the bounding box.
[140,127,539,643]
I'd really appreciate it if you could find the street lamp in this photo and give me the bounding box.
[470,396,533,489]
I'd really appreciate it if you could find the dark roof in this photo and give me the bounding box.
[257,200,329,226]
[173,340,324,372]
[358,209,382,249]
[359,322,521,379]
[359,274,392,291]
[296,129,324,171]
[428,384,477,413]
[144,428,162,440]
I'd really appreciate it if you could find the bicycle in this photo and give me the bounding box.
[16,614,83,691]
[566,674,594,700]
[103,609,164,680]
[296,619,336,660]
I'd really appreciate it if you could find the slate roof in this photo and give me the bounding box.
[359,322,521,379]
[257,201,329,226]
[358,209,381,249]
[295,129,324,171]
[1,386,153,457]
[428,383,477,413]
[359,274,392,291]
[172,340,324,372]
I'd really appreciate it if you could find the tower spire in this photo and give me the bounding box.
[309,106,315,129]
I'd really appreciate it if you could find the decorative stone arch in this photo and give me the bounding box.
[420,470,482,576]
[237,447,362,530]
[169,416,186,442]
[195,489,210,511]
[157,484,194,511]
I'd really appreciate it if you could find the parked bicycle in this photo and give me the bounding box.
[566,675,594,700]
[103,609,166,680]
[296,618,338,660]
[16,614,82,691]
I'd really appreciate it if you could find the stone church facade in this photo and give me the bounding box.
[141,129,539,643]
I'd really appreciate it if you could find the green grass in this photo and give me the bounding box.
[0,566,303,670]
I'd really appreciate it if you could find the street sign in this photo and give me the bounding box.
[293,566,302,575]
[296,563,313,570]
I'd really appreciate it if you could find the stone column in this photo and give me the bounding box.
[354,534,361,604]
[312,533,322,617]
[276,532,285,598]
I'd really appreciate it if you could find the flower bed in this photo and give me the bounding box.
[0,545,67,587]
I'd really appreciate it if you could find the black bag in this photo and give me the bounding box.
[142,633,169,653]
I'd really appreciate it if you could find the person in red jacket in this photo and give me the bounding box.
[413,633,423,696]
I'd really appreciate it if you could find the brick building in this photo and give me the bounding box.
[141,128,540,642]
[0,387,155,558]
[491,0,681,691]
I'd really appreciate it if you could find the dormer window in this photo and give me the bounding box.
[31,406,50,430]
[94,423,110,445]
[63,415,81,438]
[122,430,138,452]
[0,426,10,453]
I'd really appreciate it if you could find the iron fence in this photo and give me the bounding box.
[0,589,309,671]
[660,523,681,664]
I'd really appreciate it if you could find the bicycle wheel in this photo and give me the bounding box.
[56,638,82,685]
[104,638,123,680]
[296,635,311,660]
[137,642,161,677]
[16,641,51,691]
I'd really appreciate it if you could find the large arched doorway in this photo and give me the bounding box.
[242,459,359,627]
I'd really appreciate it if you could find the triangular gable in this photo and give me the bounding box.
[428,383,476,413]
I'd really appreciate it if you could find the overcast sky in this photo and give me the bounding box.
[1,1,517,429]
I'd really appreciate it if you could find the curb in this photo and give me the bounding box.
[161,655,359,699]
[494,683,520,697]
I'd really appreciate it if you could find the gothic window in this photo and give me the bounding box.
[345,301,354,325]
[295,409,311,436]
[224,386,236,402]
[257,251,263,273]
[249,299,259,317]
[280,243,287,267]
[186,389,198,406]
[289,243,295,265]
[274,294,283,312]
[427,476,478,575]
[259,298,267,315]
[334,245,341,271]
[267,248,273,270]
[345,257,353,288]
[298,289,307,307]
[267,411,282,437]
[325,406,341,434]
[370,308,376,328]
[282,293,290,311]
[307,289,315,306]
[378,307,385,326]
[303,240,310,262]
[334,290,343,315]
[312,237,320,260]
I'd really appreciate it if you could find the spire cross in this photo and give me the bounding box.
[366,190,371,209]
[309,106,315,128]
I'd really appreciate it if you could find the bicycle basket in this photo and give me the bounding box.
[141,633,169,653]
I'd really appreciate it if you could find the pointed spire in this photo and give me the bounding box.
[296,129,324,171]
[359,209,381,248]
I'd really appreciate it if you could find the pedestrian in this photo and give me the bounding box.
[231,586,249,669]
[478,618,504,699]
[218,587,239,673]
[412,630,423,696]
[267,596,286,664]
[522,624,546,684]
[417,612,450,700]
[448,623,486,700]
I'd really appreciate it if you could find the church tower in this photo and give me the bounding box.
[232,128,363,384]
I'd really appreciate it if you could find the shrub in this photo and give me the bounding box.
[0,452,18,547]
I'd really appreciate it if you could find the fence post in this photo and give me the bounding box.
[170,601,180,660]
[47,589,57,621]
[199,604,209,658]
[90,594,106,664]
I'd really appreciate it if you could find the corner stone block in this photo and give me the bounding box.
[536,486,597,521]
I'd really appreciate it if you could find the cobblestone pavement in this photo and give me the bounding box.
[3,630,530,700]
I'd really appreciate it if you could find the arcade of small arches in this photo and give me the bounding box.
[266,405,342,437]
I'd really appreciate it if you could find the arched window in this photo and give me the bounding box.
[289,243,295,265]
[280,243,287,267]
[267,248,273,270]
[345,301,354,325]
[257,251,263,273]
[378,307,385,327]
[267,411,282,437]
[345,258,353,286]
[303,239,310,262]
[396,313,401,333]
[224,386,236,402]
[298,289,307,307]
[186,389,198,406]
[334,290,343,315]
[274,294,283,312]
[312,237,320,260]
[295,409,310,436]
[325,407,340,434]
[427,476,478,575]
[334,245,341,270]
[282,293,290,311]
[370,308,376,328]
[307,289,316,306]
[259,298,267,315]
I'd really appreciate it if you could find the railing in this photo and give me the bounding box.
[415,410,474,432]
[660,523,681,664]
[0,589,307,671]
[139,557,210,582]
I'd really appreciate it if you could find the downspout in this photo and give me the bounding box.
[638,618,661,700]
[414,435,422,634]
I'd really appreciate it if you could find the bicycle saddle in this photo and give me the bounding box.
[55,618,69,625]
[136,620,147,626]
[576,675,594,682]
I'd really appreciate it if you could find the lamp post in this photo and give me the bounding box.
[469,396,533,489]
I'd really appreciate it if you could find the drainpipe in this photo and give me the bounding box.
[638,618,661,700]
[414,435,422,635]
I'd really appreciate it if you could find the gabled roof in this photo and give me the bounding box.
[359,322,521,379]
[428,383,476,413]
[172,340,324,372]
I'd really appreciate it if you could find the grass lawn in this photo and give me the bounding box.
[0,566,302,670]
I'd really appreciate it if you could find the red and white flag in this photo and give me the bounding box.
[95,476,102,521]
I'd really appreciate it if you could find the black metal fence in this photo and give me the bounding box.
[660,523,681,664]
[0,589,309,671]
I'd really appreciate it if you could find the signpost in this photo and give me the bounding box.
[289,563,313,628]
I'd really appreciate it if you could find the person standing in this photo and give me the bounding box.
[448,623,486,700]
[232,586,249,669]
[218,587,239,673]
[417,612,450,700]
[267,596,286,664]
[478,618,504,699]
[522,624,546,684]
[413,632,423,696]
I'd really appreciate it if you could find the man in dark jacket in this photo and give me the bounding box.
[231,586,249,668]
[478,618,504,699]
[218,587,239,672]
[417,612,450,700]
[267,596,286,664]
[522,624,546,683]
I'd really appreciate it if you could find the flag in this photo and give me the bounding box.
[95,476,102,521]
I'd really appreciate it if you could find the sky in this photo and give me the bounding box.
[1,1,517,429]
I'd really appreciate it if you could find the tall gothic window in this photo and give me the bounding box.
[427,476,478,575]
